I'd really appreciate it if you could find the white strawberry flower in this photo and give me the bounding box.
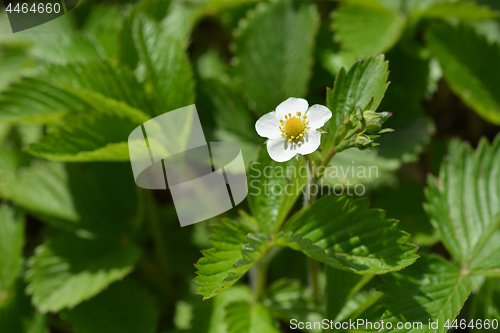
[255,97,332,162]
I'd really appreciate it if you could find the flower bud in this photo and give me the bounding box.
[363,111,391,133]
[353,134,375,150]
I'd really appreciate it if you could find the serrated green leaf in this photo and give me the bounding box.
[248,147,307,235]
[30,33,105,64]
[225,301,279,333]
[0,61,155,123]
[48,61,156,117]
[0,76,84,124]
[0,205,24,294]
[0,283,47,333]
[427,23,500,124]
[379,255,472,333]
[421,1,499,21]
[26,233,141,312]
[425,135,500,273]
[26,90,149,161]
[275,195,418,274]
[234,0,319,113]
[62,280,159,333]
[332,0,406,58]
[133,14,195,115]
[194,219,268,299]
[325,55,389,145]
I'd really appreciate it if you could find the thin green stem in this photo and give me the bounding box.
[303,154,320,301]
[251,250,269,299]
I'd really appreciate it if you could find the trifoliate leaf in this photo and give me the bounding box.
[425,135,500,274]
[225,301,279,333]
[194,219,268,299]
[233,0,319,113]
[133,14,195,115]
[62,280,159,333]
[0,205,24,294]
[247,147,307,235]
[427,23,500,124]
[332,0,406,58]
[379,255,472,333]
[26,233,141,312]
[275,195,418,274]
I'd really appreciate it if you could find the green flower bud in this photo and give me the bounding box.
[362,111,391,133]
[353,134,375,150]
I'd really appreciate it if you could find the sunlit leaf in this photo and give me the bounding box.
[233,0,319,113]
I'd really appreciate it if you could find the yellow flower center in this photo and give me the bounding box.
[284,117,305,137]
[279,112,309,141]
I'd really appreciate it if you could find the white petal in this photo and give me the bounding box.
[297,130,321,155]
[305,104,332,130]
[267,137,298,162]
[275,98,308,118]
[255,111,281,139]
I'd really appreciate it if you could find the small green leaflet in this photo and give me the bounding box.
[194,219,268,300]
[379,255,472,333]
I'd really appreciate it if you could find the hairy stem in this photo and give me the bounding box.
[251,251,269,299]
[303,154,320,301]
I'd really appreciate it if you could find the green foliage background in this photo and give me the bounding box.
[0,0,500,332]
